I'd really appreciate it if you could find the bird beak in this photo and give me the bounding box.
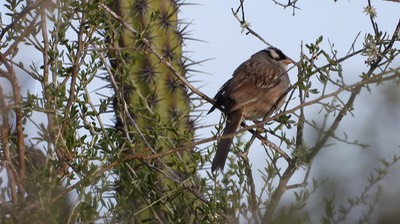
[283,59,294,65]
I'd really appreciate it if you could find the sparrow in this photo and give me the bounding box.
[208,47,293,171]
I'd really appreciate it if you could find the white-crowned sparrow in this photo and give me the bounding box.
[208,47,293,171]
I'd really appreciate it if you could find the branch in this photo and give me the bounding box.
[262,162,297,223]
[0,53,26,200]
[0,85,19,204]
[271,0,300,9]
[238,135,260,224]
[231,0,273,47]
[307,18,400,162]
[57,12,88,170]
[0,0,46,42]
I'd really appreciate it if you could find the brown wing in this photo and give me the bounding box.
[225,58,287,113]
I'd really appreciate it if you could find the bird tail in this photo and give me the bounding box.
[212,110,242,172]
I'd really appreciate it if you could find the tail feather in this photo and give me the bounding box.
[211,110,242,171]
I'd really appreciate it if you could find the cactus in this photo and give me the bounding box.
[106,0,199,222]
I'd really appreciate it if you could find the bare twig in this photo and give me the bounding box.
[272,0,300,9]
[239,134,259,224]
[286,165,312,190]
[0,84,19,205]
[346,31,361,56]
[0,53,26,200]
[231,0,273,47]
